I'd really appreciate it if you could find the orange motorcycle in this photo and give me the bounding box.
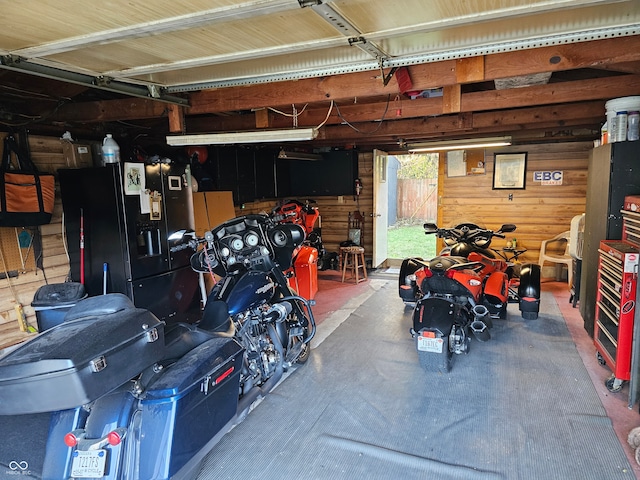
[272,199,325,300]
[399,222,540,373]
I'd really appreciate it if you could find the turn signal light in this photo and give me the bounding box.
[64,433,78,447]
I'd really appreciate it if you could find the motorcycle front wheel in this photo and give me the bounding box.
[283,292,312,365]
[295,337,311,364]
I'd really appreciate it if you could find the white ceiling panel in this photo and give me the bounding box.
[0,0,638,93]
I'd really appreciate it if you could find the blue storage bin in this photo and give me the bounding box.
[32,282,87,332]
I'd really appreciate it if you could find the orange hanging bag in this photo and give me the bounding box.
[0,135,55,226]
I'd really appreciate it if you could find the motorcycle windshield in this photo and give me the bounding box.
[447,220,486,230]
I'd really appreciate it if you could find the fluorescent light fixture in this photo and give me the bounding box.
[278,149,322,161]
[166,128,318,146]
[408,136,512,152]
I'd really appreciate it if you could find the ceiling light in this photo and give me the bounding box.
[278,149,322,161]
[166,128,318,146]
[408,136,512,152]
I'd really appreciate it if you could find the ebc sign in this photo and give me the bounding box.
[533,171,563,185]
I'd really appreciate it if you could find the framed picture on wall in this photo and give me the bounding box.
[492,152,527,189]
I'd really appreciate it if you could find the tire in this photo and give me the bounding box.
[522,311,538,320]
[296,341,311,364]
[282,292,312,365]
[498,303,507,320]
[416,335,452,373]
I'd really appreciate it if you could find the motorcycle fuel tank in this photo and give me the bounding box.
[224,271,276,315]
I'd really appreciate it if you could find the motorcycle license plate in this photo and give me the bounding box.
[417,335,444,353]
[71,449,107,478]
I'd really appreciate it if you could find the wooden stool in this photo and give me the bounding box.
[341,246,367,283]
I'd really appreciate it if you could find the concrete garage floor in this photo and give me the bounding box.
[315,270,640,474]
[196,270,640,480]
[1,268,637,479]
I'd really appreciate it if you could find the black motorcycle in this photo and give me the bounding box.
[0,214,315,479]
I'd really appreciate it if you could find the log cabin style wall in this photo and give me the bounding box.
[439,141,590,275]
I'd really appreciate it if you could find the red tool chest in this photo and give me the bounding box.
[594,240,639,392]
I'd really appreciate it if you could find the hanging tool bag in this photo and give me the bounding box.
[0,135,55,226]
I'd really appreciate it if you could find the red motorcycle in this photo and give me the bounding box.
[272,199,326,300]
[398,222,541,373]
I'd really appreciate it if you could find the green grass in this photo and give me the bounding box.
[387,224,436,259]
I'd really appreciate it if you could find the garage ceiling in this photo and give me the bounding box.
[1,0,640,149]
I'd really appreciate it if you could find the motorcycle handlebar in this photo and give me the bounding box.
[169,238,204,253]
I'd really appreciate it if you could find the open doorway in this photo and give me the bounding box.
[386,153,438,266]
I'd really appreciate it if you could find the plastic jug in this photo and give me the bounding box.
[101,134,120,164]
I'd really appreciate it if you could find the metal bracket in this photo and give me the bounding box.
[381,65,398,87]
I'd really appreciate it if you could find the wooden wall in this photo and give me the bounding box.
[0,134,95,349]
[439,141,590,271]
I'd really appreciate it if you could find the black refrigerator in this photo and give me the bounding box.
[59,162,201,324]
[580,141,640,336]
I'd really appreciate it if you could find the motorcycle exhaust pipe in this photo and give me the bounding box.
[470,319,491,342]
[472,304,492,329]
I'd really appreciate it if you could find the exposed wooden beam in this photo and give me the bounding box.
[456,57,484,83]
[54,97,168,122]
[167,105,185,133]
[316,102,603,143]
[461,74,640,111]
[254,108,271,129]
[187,74,631,133]
[484,35,640,79]
[442,84,462,114]
[188,36,640,114]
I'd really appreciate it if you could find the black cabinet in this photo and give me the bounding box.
[59,163,201,324]
[580,142,640,335]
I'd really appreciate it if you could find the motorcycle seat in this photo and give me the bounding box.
[199,299,234,334]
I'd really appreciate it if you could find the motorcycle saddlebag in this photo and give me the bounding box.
[0,302,165,415]
[138,336,243,479]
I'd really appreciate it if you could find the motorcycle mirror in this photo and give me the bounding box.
[423,223,439,234]
[499,224,517,233]
[168,229,195,241]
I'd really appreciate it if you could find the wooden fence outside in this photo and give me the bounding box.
[396,178,438,222]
